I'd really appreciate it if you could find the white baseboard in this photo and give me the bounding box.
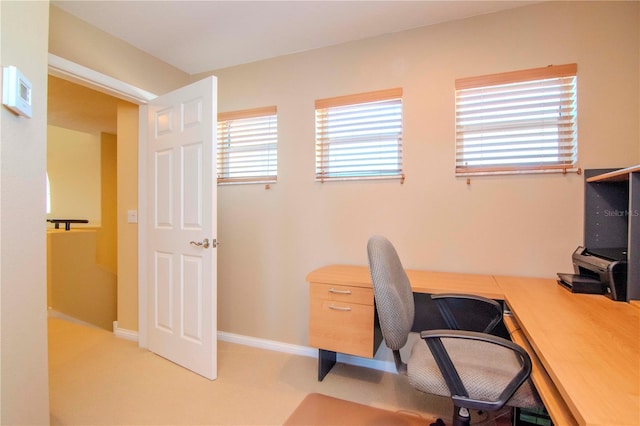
[336,352,397,374]
[48,309,101,329]
[105,322,396,375]
[217,331,396,374]
[113,321,139,342]
[217,331,317,358]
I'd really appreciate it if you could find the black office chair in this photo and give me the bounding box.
[367,235,542,426]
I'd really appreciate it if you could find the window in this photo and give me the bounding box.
[455,64,578,176]
[315,88,403,182]
[217,106,277,184]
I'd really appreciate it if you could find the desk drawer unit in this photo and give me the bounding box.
[309,283,381,358]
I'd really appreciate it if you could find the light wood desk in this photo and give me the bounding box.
[307,265,501,372]
[496,275,640,426]
[306,264,501,298]
[307,265,640,426]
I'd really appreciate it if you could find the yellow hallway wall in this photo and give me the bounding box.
[48,229,117,330]
[97,132,117,273]
[116,102,139,331]
[46,125,102,224]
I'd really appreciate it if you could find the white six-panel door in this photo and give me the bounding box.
[145,77,217,380]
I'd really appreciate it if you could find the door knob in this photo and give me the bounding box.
[189,238,219,249]
[190,238,210,249]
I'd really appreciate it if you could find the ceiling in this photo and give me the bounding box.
[52,0,538,75]
[48,1,538,135]
[48,75,120,135]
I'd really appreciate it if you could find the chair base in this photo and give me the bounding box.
[429,406,471,426]
[452,406,471,426]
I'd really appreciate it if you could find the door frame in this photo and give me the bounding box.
[49,54,156,104]
[48,54,157,347]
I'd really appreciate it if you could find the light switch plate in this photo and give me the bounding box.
[127,210,138,224]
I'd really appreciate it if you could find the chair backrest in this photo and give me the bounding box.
[367,235,414,353]
[431,294,504,335]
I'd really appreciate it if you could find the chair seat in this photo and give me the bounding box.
[407,337,541,409]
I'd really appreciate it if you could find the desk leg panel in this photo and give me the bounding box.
[317,349,337,381]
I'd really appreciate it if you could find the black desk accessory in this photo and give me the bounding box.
[557,273,607,294]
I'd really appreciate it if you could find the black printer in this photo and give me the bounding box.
[557,246,627,301]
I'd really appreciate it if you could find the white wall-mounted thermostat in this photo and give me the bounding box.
[3,66,32,118]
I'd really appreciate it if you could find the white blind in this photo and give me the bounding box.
[315,88,403,182]
[455,64,578,176]
[217,106,277,184]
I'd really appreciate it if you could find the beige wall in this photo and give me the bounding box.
[0,1,51,424]
[48,5,190,95]
[205,1,639,346]
[46,125,102,225]
[48,2,639,352]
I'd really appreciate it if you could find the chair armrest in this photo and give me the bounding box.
[430,293,503,334]
[420,329,532,412]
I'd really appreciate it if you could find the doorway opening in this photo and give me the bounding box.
[46,55,153,334]
[46,75,121,330]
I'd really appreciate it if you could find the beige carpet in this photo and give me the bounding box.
[48,317,508,425]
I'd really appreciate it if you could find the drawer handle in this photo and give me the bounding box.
[329,288,352,295]
[329,305,352,312]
